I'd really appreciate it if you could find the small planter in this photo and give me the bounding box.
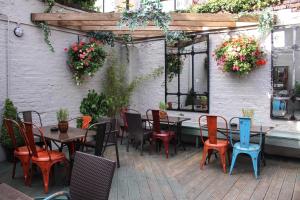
[159,110,167,119]
[58,121,69,133]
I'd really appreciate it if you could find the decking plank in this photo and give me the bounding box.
[292,168,300,200]
[264,165,287,200]
[278,167,298,200]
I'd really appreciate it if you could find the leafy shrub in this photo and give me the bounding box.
[78,90,109,127]
[0,99,24,148]
[191,0,281,14]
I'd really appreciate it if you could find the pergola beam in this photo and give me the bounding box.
[31,13,258,23]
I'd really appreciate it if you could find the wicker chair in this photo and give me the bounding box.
[40,151,116,200]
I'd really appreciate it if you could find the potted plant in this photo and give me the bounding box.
[159,101,167,118]
[214,36,266,76]
[0,99,24,162]
[242,108,255,126]
[57,108,69,133]
[200,96,208,109]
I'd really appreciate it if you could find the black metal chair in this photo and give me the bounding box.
[17,110,52,150]
[125,112,152,155]
[83,120,120,168]
[39,151,116,200]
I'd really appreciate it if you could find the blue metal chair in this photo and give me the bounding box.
[229,117,262,179]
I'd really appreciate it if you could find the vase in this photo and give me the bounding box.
[58,121,69,133]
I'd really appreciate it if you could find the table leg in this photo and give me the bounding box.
[261,134,266,166]
[176,122,186,151]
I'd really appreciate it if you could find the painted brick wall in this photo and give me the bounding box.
[0,0,123,160]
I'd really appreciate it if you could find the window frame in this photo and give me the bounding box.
[164,34,210,113]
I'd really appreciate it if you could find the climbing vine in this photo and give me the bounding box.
[119,0,171,32]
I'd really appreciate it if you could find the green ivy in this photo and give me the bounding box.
[166,54,183,82]
[191,0,281,14]
[166,31,192,46]
[87,31,116,47]
[258,9,275,36]
[37,22,54,52]
[119,0,171,32]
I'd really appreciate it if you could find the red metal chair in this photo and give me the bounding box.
[199,115,230,173]
[120,108,140,144]
[3,118,42,185]
[22,122,69,193]
[147,110,176,158]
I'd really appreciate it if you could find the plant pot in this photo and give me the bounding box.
[159,110,167,119]
[167,102,172,109]
[3,147,14,162]
[58,121,69,133]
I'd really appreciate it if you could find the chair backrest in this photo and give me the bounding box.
[229,117,252,148]
[272,99,286,111]
[70,151,116,200]
[199,115,228,144]
[83,122,107,156]
[120,108,139,129]
[18,110,43,127]
[82,115,92,129]
[151,110,161,132]
[3,118,20,149]
[125,112,143,140]
[238,117,251,148]
[23,122,48,157]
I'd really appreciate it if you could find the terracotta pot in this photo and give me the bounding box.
[159,110,167,119]
[58,121,68,133]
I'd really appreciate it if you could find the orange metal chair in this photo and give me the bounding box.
[199,115,230,173]
[3,118,41,185]
[81,115,92,129]
[22,122,69,193]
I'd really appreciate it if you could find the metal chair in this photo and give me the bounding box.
[125,112,152,155]
[83,120,120,168]
[229,117,262,179]
[17,110,52,150]
[22,122,69,193]
[119,108,140,144]
[3,118,40,185]
[37,151,116,200]
[146,109,176,158]
[199,115,230,173]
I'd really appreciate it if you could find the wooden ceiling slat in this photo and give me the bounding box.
[51,20,237,27]
[80,26,204,31]
[31,13,258,22]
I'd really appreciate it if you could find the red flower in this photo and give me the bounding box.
[89,37,96,43]
[256,59,267,66]
[64,48,68,52]
[79,41,85,47]
[72,46,78,52]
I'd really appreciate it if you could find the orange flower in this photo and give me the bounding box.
[256,59,267,66]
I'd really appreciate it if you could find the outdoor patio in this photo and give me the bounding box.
[1,0,300,200]
[1,144,300,200]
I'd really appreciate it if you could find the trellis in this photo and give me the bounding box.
[31,12,259,39]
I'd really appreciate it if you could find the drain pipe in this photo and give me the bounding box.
[0,13,9,99]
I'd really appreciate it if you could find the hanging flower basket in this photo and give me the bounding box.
[65,39,106,85]
[214,36,266,76]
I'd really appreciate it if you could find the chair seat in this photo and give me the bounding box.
[233,142,260,151]
[205,139,229,147]
[32,150,66,162]
[152,131,175,138]
[14,146,43,156]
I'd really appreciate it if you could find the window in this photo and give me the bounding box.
[165,34,209,112]
[271,25,300,120]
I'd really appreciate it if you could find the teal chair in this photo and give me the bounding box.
[229,117,262,179]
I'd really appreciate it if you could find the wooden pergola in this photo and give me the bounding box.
[31,12,259,39]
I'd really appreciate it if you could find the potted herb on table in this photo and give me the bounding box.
[159,102,168,118]
[57,108,69,133]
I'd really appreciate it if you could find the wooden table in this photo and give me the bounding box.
[34,126,95,156]
[142,115,191,150]
[200,122,273,166]
[0,183,33,200]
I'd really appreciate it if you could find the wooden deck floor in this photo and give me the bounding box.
[1,143,300,200]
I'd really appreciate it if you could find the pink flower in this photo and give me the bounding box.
[64,48,68,52]
[79,54,85,59]
[239,55,246,61]
[232,65,240,71]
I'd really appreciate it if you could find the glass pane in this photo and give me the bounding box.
[180,95,190,110]
[194,95,208,112]
[194,54,208,94]
[273,28,293,49]
[180,54,192,94]
[166,95,178,110]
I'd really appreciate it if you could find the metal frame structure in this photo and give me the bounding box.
[165,34,209,113]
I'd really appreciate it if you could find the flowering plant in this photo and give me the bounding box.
[214,36,266,76]
[65,39,106,85]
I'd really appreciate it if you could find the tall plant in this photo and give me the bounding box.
[103,57,163,117]
[0,99,24,148]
